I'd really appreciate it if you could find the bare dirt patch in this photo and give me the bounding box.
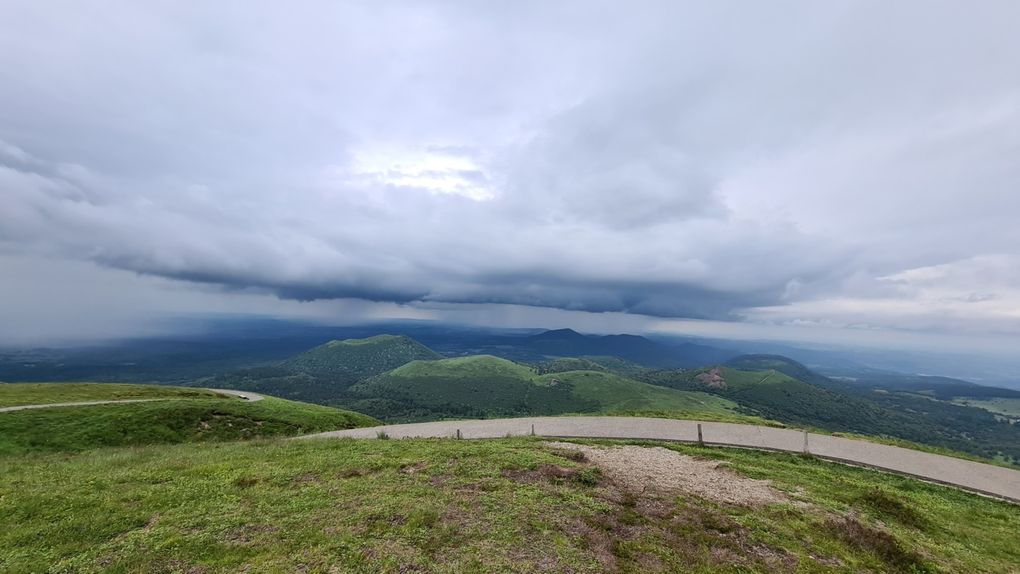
[827,514,933,573]
[291,472,321,485]
[223,524,280,545]
[501,463,577,484]
[695,367,727,389]
[400,461,428,475]
[544,441,787,506]
[337,468,364,479]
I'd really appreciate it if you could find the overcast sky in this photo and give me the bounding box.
[1,0,1019,350]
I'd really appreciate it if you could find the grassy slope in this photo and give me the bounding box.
[356,356,744,418]
[579,355,650,377]
[647,366,937,431]
[536,357,609,374]
[1,438,1017,573]
[204,336,446,405]
[390,355,537,379]
[0,383,221,408]
[285,334,442,380]
[538,370,736,415]
[0,390,377,455]
[952,397,1020,418]
[715,367,791,387]
[724,355,827,385]
[353,356,588,417]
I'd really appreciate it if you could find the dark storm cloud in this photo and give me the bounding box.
[2,0,1020,340]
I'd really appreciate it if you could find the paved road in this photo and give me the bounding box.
[0,388,265,413]
[300,416,1020,503]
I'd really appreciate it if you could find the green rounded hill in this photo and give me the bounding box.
[351,355,740,420]
[284,334,442,381]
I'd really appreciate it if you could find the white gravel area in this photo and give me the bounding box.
[545,441,787,506]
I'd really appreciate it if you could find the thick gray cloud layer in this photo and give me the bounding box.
[1,0,1019,342]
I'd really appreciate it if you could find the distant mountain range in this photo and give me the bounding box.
[517,328,735,367]
[184,331,1020,466]
[4,317,1018,388]
[5,318,1020,466]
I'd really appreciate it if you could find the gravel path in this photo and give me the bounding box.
[299,416,1020,503]
[0,398,169,413]
[0,388,265,413]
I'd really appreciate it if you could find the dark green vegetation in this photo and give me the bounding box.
[642,357,1020,465]
[347,355,743,422]
[728,354,1020,400]
[202,337,745,423]
[535,355,649,378]
[0,385,376,455]
[202,366,327,402]
[284,335,442,381]
[0,382,220,407]
[578,355,650,377]
[518,328,733,367]
[725,354,832,387]
[535,357,609,374]
[3,437,1018,573]
[841,372,1020,401]
[204,335,443,405]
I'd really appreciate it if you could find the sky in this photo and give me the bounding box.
[1,0,1019,351]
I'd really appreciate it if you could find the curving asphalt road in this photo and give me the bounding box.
[299,416,1020,503]
[0,388,264,413]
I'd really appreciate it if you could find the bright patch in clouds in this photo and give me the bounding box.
[352,146,495,200]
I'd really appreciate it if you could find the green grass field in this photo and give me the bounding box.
[2,437,1017,573]
[0,382,222,408]
[0,384,377,455]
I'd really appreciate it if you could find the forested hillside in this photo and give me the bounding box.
[346,355,741,422]
[641,364,1020,465]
